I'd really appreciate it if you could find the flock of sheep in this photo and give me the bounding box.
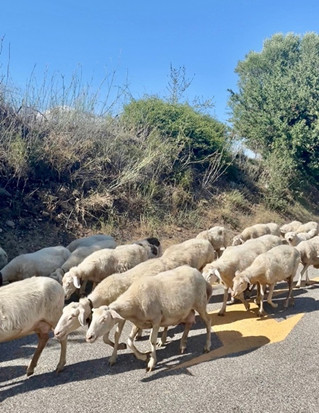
[0,219,319,375]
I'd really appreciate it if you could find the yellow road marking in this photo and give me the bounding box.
[168,304,303,370]
[168,276,319,370]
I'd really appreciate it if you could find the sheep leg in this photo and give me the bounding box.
[27,322,51,376]
[127,325,148,361]
[196,308,212,353]
[254,283,261,305]
[103,331,127,350]
[179,310,196,353]
[108,318,126,366]
[305,268,310,286]
[258,284,265,316]
[284,276,294,308]
[237,292,250,311]
[134,328,143,341]
[147,324,160,372]
[55,337,67,373]
[157,327,168,347]
[296,264,309,288]
[266,284,278,308]
[218,287,229,316]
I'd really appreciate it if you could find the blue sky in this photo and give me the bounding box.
[1,1,319,123]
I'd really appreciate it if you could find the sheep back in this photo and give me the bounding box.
[203,234,282,287]
[0,246,71,284]
[280,220,302,235]
[236,244,300,285]
[66,234,116,252]
[0,276,64,342]
[162,238,215,271]
[110,265,212,328]
[196,226,226,252]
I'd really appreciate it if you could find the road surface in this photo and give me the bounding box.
[1,268,319,412]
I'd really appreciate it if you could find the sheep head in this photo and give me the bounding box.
[232,236,244,246]
[202,264,222,285]
[54,302,81,341]
[62,270,78,299]
[285,232,298,246]
[86,306,124,343]
[231,273,249,298]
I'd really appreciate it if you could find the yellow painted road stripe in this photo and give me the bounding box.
[168,276,319,370]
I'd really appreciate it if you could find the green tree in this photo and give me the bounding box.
[229,32,319,193]
[121,97,230,189]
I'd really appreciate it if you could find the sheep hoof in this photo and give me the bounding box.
[55,364,65,374]
[217,312,225,317]
[268,302,278,308]
[118,342,127,350]
[109,360,116,366]
[146,359,156,372]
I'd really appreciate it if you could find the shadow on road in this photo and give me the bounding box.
[1,280,318,396]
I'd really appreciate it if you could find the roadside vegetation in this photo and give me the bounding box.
[0,33,318,247]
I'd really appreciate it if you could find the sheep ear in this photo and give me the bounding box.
[78,307,87,326]
[73,275,81,289]
[214,268,222,281]
[109,309,125,321]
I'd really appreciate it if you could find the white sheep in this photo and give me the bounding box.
[50,238,117,285]
[280,220,302,236]
[54,239,214,364]
[232,222,280,246]
[196,225,227,257]
[231,245,300,316]
[0,246,71,286]
[85,265,212,371]
[162,238,215,271]
[0,276,67,376]
[66,234,116,252]
[295,236,319,287]
[54,257,169,347]
[284,229,317,247]
[295,221,319,236]
[62,238,161,299]
[0,246,8,270]
[202,234,283,315]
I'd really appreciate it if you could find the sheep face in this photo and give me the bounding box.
[202,265,221,285]
[231,275,249,298]
[62,272,77,299]
[86,306,124,343]
[54,302,81,341]
[135,237,162,258]
[285,232,297,246]
[232,236,243,246]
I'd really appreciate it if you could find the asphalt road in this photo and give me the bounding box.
[1,267,319,412]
